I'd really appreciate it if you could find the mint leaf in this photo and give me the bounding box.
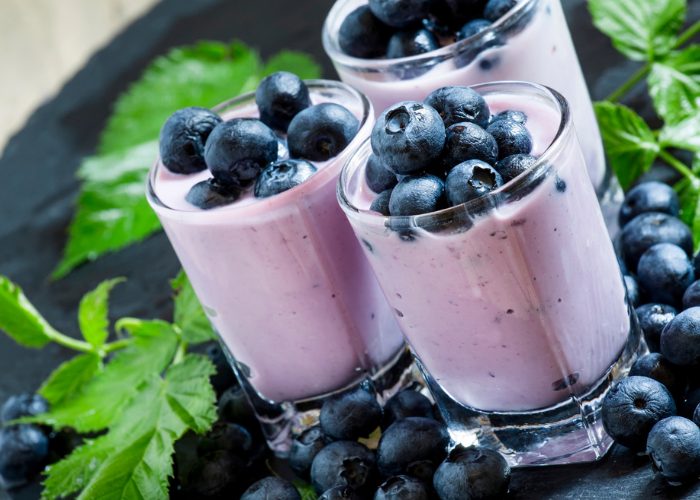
[262,51,322,79]
[294,480,318,500]
[171,271,215,345]
[78,278,125,348]
[649,45,700,124]
[660,114,700,152]
[39,353,101,406]
[676,158,700,251]
[0,276,58,348]
[589,0,686,61]
[594,102,660,190]
[163,355,217,434]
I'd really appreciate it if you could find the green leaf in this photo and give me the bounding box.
[78,278,125,348]
[39,353,101,406]
[163,355,217,434]
[589,0,685,61]
[594,102,660,190]
[660,114,700,152]
[171,271,216,345]
[649,45,700,124]
[294,480,318,500]
[261,51,321,79]
[0,276,57,348]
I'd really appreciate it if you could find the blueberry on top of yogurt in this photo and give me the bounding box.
[159,107,223,174]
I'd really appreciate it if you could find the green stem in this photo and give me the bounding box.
[45,328,94,353]
[659,149,697,183]
[173,341,187,364]
[676,20,700,48]
[606,65,650,102]
[103,338,132,353]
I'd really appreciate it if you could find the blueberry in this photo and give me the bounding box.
[637,243,694,306]
[241,477,301,500]
[1,394,49,423]
[320,381,383,441]
[254,159,317,198]
[310,441,376,493]
[290,426,328,478]
[320,486,363,500]
[486,119,532,160]
[0,425,49,488]
[620,212,693,271]
[366,154,399,193]
[204,118,277,186]
[217,385,257,429]
[372,101,446,175]
[619,182,680,227]
[368,0,431,28]
[375,475,429,499]
[647,417,700,484]
[484,0,518,22]
[186,178,240,209]
[371,190,393,216]
[495,154,537,182]
[206,344,237,396]
[382,389,435,429]
[159,107,222,174]
[186,450,246,497]
[389,175,445,216]
[338,6,393,58]
[683,280,700,310]
[424,86,490,128]
[491,110,527,125]
[624,275,641,308]
[255,71,311,132]
[601,376,676,450]
[386,29,439,58]
[443,122,498,167]
[433,446,510,500]
[429,0,488,28]
[693,404,700,428]
[445,160,503,206]
[630,353,685,396]
[377,417,449,480]
[197,421,253,457]
[288,103,359,161]
[695,251,700,276]
[457,19,492,40]
[661,307,700,366]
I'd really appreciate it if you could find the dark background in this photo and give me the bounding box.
[1,0,699,498]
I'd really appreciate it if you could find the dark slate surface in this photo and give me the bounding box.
[1,0,700,498]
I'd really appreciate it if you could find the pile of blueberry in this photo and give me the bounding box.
[338,0,519,60]
[159,71,360,209]
[366,85,535,217]
[603,181,700,485]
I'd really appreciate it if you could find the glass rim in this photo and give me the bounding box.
[147,79,373,217]
[337,81,571,226]
[322,0,538,71]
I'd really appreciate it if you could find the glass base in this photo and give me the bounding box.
[221,345,416,457]
[422,314,646,467]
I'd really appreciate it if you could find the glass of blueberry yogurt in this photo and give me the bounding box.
[147,73,410,455]
[337,81,646,466]
[323,0,622,229]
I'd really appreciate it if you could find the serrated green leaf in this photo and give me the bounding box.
[589,0,686,61]
[39,353,101,406]
[594,102,660,190]
[0,276,58,348]
[164,355,217,434]
[676,167,700,252]
[660,114,700,152]
[171,271,215,345]
[78,278,125,348]
[294,480,318,500]
[649,46,700,124]
[261,51,321,79]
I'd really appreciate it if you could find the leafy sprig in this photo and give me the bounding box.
[589,0,700,246]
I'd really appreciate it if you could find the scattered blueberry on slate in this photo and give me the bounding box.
[375,475,429,500]
[320,381,383,441]
[483,0,518,22]
[637,243,694,306]
[256,71,311,132]
[254,159,318,198]
[241,476,301,500]
[495,153,536,182]
[389,175,445,216]
[288,103,360,161]
[204,118,278,187]
[320,485,363,499]
[289,425,328,478]
[443,122,499,166]
[624,275,641,308]
[619,181,680,227]
[445,159,503,206]
[310,440,376,493]
[186,178,241,210]
[159,107,223,174]
[486,118,532,160]
[338,6,393,58]
[196,421,253,457]
[366,154,399,193]
[433,445,511,500]
[386,29,439,58]
[661,307,700,367]
[683,280,700,310]
[372,101,446,174]
[681,386,700,419]
[0,425,49,489]
[636,303,677,353]
[619,212,693,271]
[424,86,490,128]
[382,388,435,429]
[601,376,676,450]
[647,417,700,485]
[370,189,393,216]
[217,384,258,429]
[0,394,48,423]
[368,0,432,28]
[629,353,685,396]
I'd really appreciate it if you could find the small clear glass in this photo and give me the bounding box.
[147,81,411,455]
[323,0,622,230]
[337,81,644,466]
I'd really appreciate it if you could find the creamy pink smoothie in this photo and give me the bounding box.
[323,0,606,191]
[339,86,630,412]
[148,82,404,403]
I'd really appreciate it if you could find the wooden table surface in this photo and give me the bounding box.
[1,0,700,498]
